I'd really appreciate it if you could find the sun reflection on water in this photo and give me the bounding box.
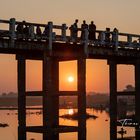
[68,109,74,115]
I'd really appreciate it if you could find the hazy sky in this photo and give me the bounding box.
[0,0,138,93]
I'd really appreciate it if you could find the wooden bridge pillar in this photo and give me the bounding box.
[17,56,26,140]
[108,61,117,140]
[9,18,16,47]
[135,60,140,139]
[78,58,86,140]
[43,52,59,140]
[51,58,59,140]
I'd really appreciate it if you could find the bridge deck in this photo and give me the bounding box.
[0,39,140,62]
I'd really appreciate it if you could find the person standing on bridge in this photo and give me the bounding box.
[36,25,42,41]
[105,28,111,44]
[43,24,50,43]
[23,21,29,40]
[88,21,96,43]
[16,22,23,34]
[112,28,118,46]
[43,25,49,37]
[16,22,24,40]
[81,20,88,42]
[69,19,78,43]
[29,24,35,41]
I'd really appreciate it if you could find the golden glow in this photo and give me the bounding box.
[0,0,138,94]
[68,109,74,115]
[59,61,77,91]
[68,76,74,83]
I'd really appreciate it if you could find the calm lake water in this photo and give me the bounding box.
[0,108,135,140]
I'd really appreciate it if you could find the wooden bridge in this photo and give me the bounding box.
[0,18,140,140]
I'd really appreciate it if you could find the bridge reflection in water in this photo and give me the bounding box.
[0,18,140,140]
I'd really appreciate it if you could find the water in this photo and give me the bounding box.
[0,108,135,140]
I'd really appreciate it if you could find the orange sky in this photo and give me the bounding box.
[0,0,138,93]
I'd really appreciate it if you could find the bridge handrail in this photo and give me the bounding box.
[119,32,140,38]
[0,19,68,29]
[1,19,140,39]
[1,19,140,37]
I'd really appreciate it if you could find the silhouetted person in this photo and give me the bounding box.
[69,19,78,42]
[43,25,49,37]
[23,21,29,40]
[36,25,42,41]
[112,28,118,45]
[16,23,23,34]
[23,25,29,35]
[73,19,78,39]
[43,24,50,43]
[81,20,88,41]
[36,25,42,36]
[88,21,96,41]
[16,22,24,40]
[29,25,35,40]
[69,24,74,39]
[105,28,111,43]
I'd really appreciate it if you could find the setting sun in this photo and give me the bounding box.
[68,76,74,83]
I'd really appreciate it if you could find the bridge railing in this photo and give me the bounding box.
[0,18,140,52]
[119,33,140,47]
[0,18,68,51]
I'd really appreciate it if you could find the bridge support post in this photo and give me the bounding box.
[48,22,53,52]
[43,52,59,140]
[109,61,117,140]
[51,58,59,140]
[9,18,16,47]
[84,29,88,56]
[17,56,26,140]
[135,60,140,139]
[78,58,86,140]
[62,24,67,41]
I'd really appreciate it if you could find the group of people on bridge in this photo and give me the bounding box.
[69,19,119,44]
[15,20,119,45]
[69,19,96,42]
[16,21,50,41]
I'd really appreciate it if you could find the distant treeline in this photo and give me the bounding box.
[0,96,42,107]
[0,93,109,108]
